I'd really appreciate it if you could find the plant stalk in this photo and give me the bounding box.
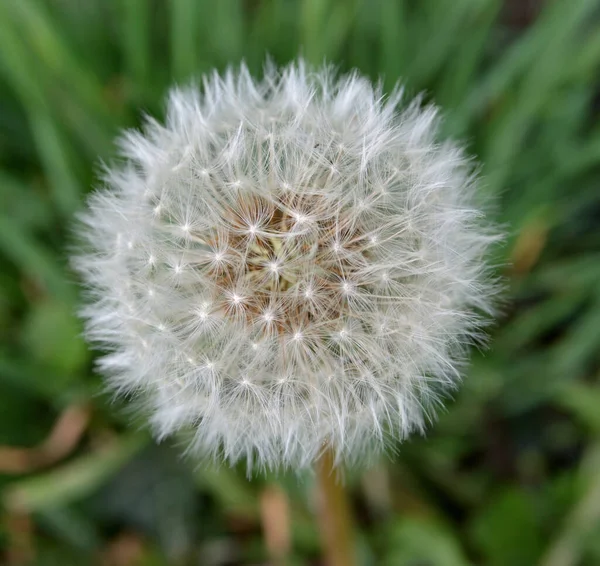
[316,447,357,566]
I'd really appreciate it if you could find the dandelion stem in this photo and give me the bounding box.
[316,447,357,566]
[260,483,291,566]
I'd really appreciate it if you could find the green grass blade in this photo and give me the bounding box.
[0,214,74,301]
[27,108,81,218]
[379,0,409,90]
[3,434,148,512]
[170,0,201,82]
[5,0,115,122]
[118,0,151,97]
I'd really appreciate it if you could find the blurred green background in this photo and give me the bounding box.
[1,0,600,564]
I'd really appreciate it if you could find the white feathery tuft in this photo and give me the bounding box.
[73,60,500,472]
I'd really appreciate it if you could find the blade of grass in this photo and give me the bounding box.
[0,214,74,301]
[170,0,201,82]
[455,0,594,132]
[247,0,289,66]
[27,107,81,218]
[0,4,115,158]
[0,171,53,230]
[0,5,46,110]
[540,442,600,566]
[0,14,81,217]
[212,0,245,64]
[529,255,600,291]
[301,0,331,64]
[379,0,409,90]
[556,383,600,434]
[495,292,586,353]
[4,434,148,513]
[482,0,597,195]
[437,0,502,118]
[118,0,151,97]
[0,352,92,403]
[4,0,116,122]
[404,0,474,88]
[549,295,600,379]
[568,29,600,82]
[338,0,369,70]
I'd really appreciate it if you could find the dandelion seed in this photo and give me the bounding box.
[73,60,500,472]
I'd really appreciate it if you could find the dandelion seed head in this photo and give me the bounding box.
[73,60,500,472]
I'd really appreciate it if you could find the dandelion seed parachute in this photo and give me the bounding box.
[74,60,499,472]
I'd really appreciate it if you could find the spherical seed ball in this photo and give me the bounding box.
[74,60,499,472]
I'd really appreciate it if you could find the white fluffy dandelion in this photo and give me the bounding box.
[74,60,499,471]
